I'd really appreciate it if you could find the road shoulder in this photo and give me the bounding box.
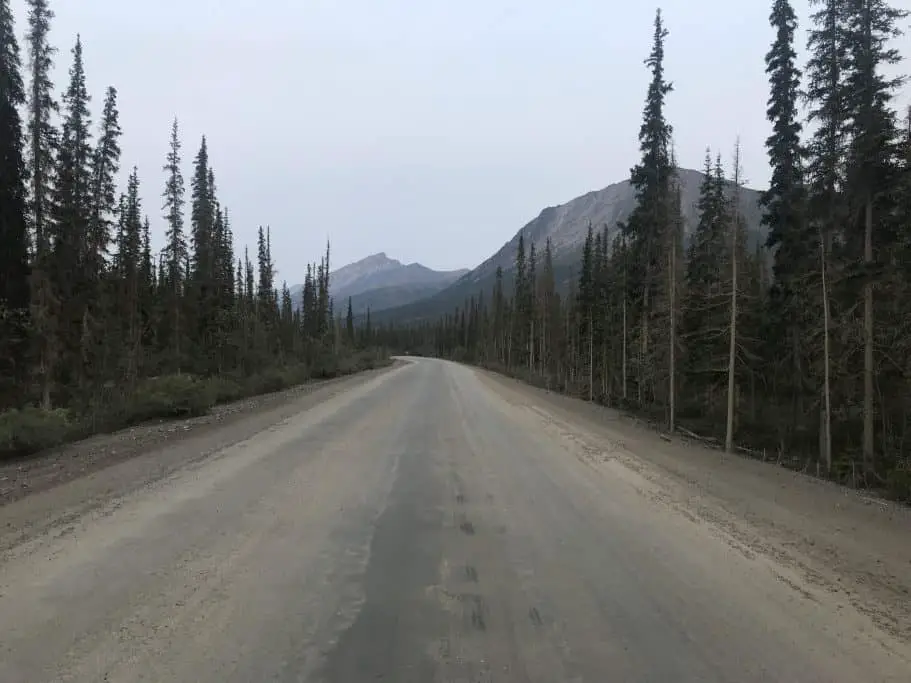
[473,365,911,644]
[0,363,401,556]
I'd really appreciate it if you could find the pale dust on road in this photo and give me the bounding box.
[0,357,909,682]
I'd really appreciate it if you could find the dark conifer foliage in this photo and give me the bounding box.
[24,0,56,258]
[51,35,93,395]
[25,0,58,410]
[624,8,675,409]
[0,0,31,406]
[762,0,816,459]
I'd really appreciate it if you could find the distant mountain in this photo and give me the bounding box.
[344,281,457,317]
[291,253,468,315]
[372,168,766,324]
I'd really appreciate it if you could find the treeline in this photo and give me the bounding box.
[0,0,385,456]
[385,2,911,499]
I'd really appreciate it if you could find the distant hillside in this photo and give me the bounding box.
[291,253,468,314]
[373,168,766,324]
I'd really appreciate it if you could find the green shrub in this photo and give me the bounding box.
[885,459,911,502]
[250,367,289,394]
[206,376,244,404]
[0,406,74,457]
[124,374,216,423]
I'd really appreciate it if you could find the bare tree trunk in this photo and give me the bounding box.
[588,314,594,402]
[669,228,676,434]
[540,309,546,377]
[529,319,535,372]
[725,142,742,454]
[639,299,647,407]
[863,196,874,473]
[173,285,181,374]
[820,226,833,475]
[725,234,737,453]
[622,295,627,402]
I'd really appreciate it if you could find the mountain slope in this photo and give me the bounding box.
[291,253,468,314]
[345,281,456,317]
[373,168,766,324]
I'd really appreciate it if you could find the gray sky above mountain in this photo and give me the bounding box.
[12,1,909,281]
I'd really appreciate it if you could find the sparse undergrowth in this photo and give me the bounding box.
[0,350,391,460]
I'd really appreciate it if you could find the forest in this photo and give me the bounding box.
[381,1,911,500]
[3,0,911,502]
[0,0,386,457]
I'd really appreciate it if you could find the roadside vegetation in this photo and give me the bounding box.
[0,0,388,459]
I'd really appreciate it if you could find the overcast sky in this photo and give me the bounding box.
[10,0,910,282]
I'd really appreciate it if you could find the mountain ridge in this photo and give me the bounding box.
[372,167,766,324]
[290,252,469,314]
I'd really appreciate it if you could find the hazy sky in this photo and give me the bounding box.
[10,0,910,282]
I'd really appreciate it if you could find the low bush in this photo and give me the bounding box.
[0,406,74,458]
[1,352,390,459]
[123,374,216,423]
[206,376,245,404]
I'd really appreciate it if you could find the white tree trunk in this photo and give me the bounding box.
[725,141,742,454]
[588,314,594,402]
[863,196,874,472]
[669,223,677,434]
[820,227,833,474]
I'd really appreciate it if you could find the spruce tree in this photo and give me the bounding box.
[492,265,505,364]
[25,0,56,257]
[189,136,215,364]
[115,169,143,385]
[162,118,186,370]
[538,238,557,379]
[511,234,528,369]
[763,0,812,454]
[527,240,537,370]
[841,0,906,474]
[51,35,93,394]
[25,0,58,408]
[77,85,121,397]
[762,0,806,262]
[681,152,730,416]
[625,8,674,407]
[89,86,120,278]
[577,224,596,399]
[0,0,31,407]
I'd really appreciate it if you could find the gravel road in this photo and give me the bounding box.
[1,357,909,682]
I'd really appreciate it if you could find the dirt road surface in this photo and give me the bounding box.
[1,358,909,682]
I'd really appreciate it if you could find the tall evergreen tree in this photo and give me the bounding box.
[681,151,730,414]
[189,135,216,365]
[25,0,56,257]
[116,169,143,385]
[89,86,120,279]
[625,8,674,407]
[511,234,528,369]
[841,0,906,474]
[162,117,186,369]
[51,34,93,395]
[79,85,121,397]
[25,0,58,408]
[538,238,558,379]
[577,223,596,399]
[763,0,812,453]
[0,0,31,407]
